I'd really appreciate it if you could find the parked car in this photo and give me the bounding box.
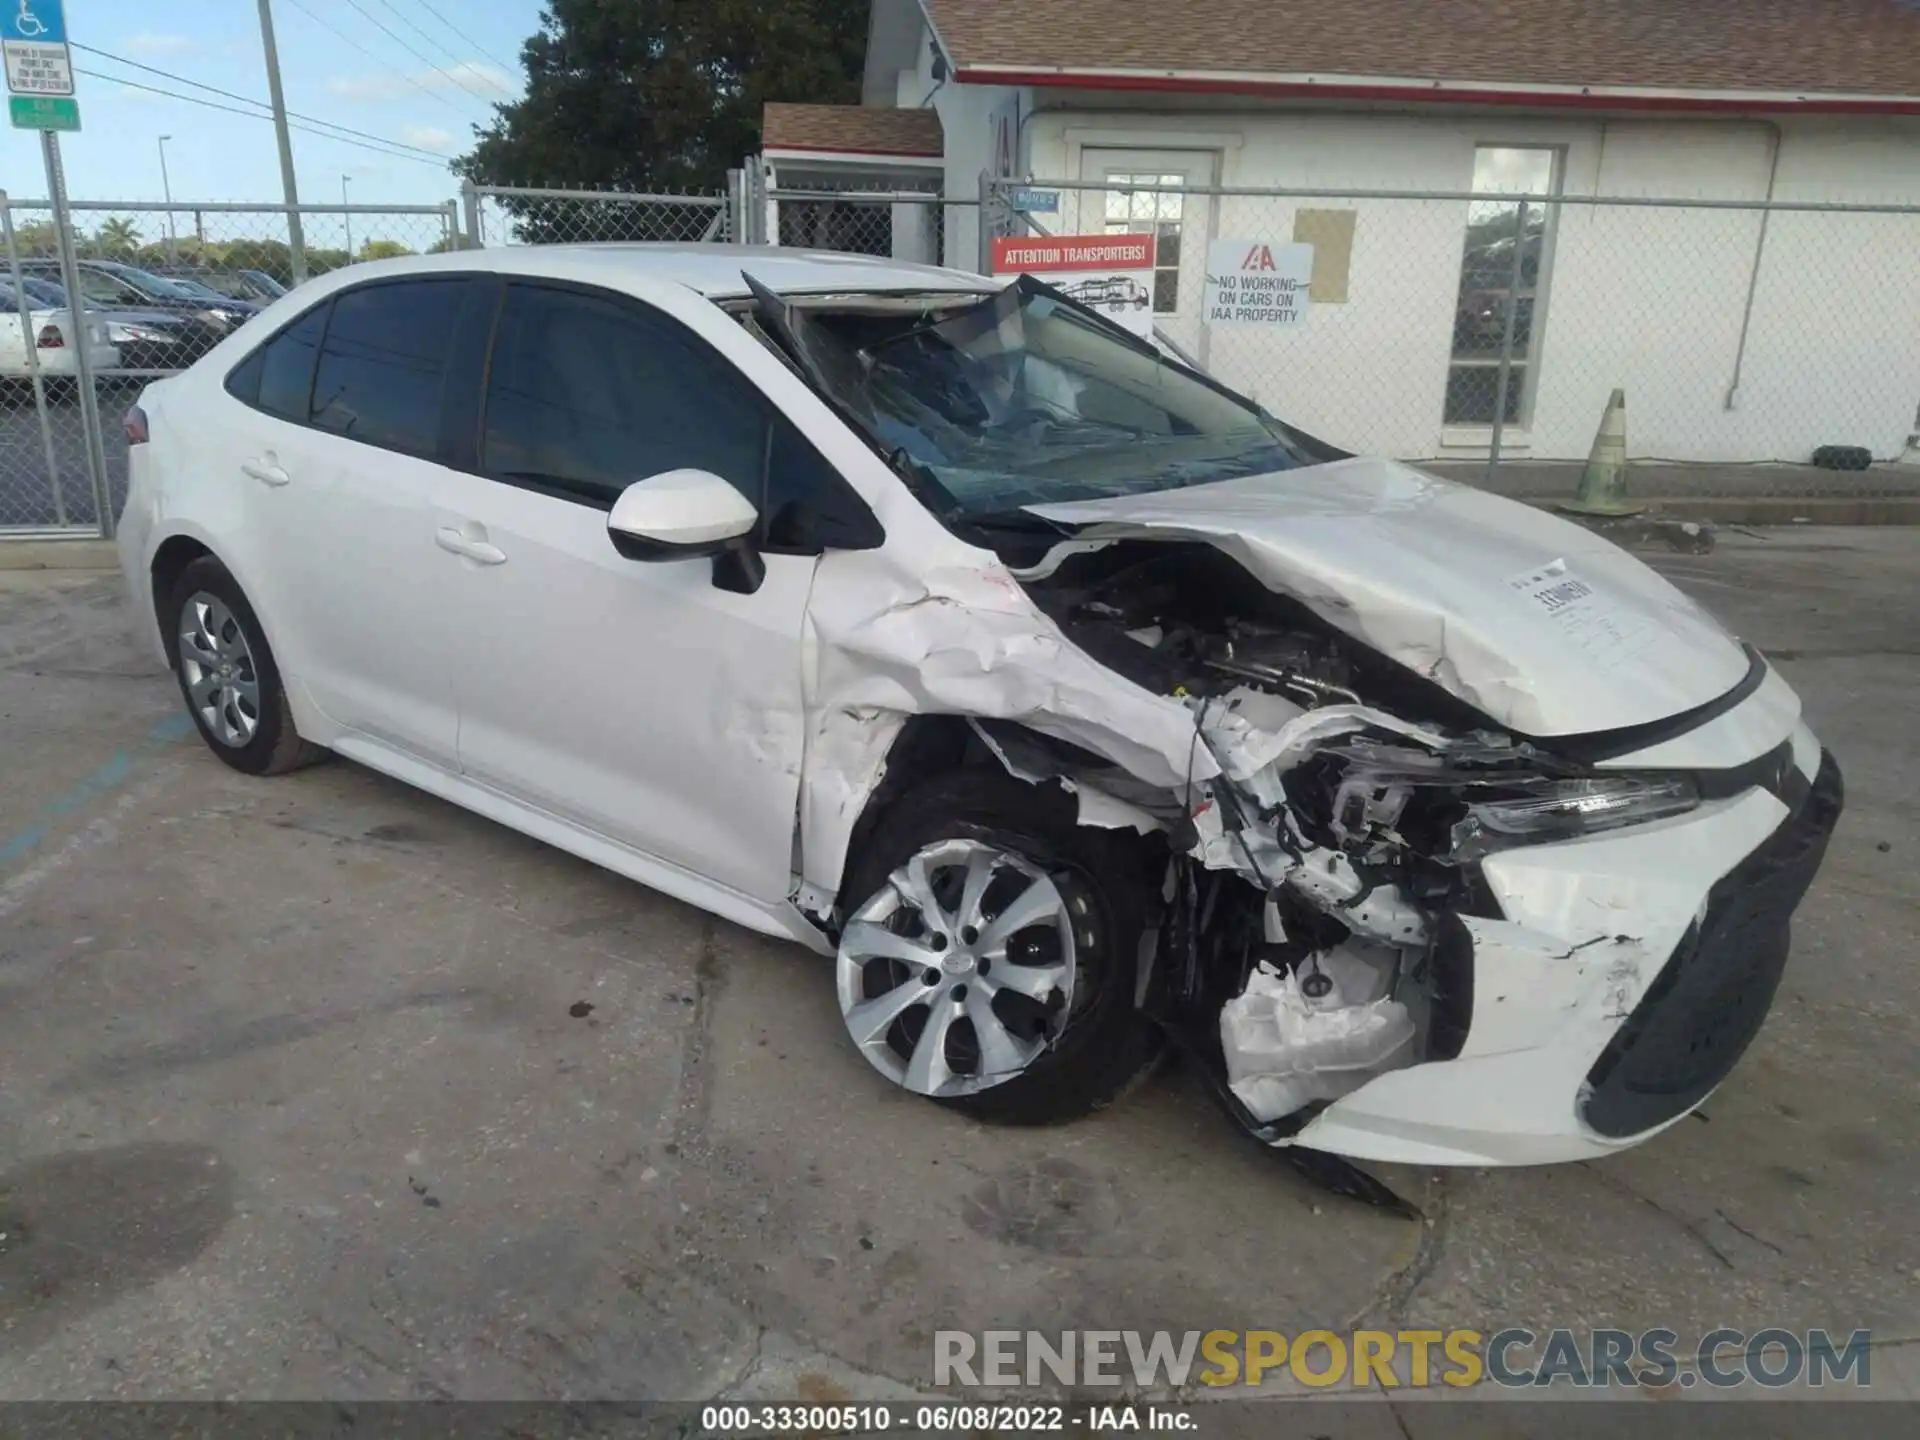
[153,268,287,305]
[9,274,220,375]
[115,247,1841,1172]
[19,259,259,363]
[0,277,119,380]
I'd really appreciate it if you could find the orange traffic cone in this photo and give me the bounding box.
[1559,388,1644,517]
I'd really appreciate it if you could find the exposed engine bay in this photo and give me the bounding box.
[1004,540,1694,1139]
[729,275,1829,1181]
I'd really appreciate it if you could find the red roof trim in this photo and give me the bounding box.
[955,67,1920,115]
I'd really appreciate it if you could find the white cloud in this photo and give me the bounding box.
[326,63,515,104]
[123,33,199,58]
[400,125,455,154]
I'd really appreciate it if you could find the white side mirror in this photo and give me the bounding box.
[607,469,758,561]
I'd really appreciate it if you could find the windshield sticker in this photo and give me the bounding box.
[1506,559,1658,672]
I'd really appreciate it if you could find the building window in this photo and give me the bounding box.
[1104,174,1184,313]
[1446,146,1559,426]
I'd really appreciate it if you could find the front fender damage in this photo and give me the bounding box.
[792,536,1661,1185]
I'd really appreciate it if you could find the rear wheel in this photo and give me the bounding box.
[836,769,1163,1124]
[164,556,325,776]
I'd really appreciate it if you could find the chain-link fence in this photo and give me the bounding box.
[763,178,961,267]
[987,177,1920,472]
[465,184,729,248]
[0,196,456,533]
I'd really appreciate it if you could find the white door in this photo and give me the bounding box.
[437,281,821,903]
[1077,148,1219,365]
[219,278,480,767]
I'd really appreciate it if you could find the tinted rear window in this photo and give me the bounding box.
[309,279,470,458]
[248,303,330,419]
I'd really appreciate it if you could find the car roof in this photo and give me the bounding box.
[299,244,999,301]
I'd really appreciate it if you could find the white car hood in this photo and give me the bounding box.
[1024,456,1752,737]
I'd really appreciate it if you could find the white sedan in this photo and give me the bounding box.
[115,246,1841,1169]
[0,277,118,378]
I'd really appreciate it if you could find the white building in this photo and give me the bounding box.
[759,0,1920,465]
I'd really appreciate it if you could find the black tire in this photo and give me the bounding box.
[163,555,326,776]
[838,767,1165,1125]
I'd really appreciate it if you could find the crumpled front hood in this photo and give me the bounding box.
[1024,456,1752,737]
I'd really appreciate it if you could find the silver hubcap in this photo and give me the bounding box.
[836,837,1079,1099]
[178,592,261,748]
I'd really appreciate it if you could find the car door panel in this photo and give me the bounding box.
[435,280,822,902]
[438,476,816,901]
[220,278,481,768]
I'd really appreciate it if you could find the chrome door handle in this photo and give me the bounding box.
[242,458,290,487]
[435,527,507,565]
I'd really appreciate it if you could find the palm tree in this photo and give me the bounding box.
[93,217,142,260]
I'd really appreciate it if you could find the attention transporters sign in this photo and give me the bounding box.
[992,233,1159,339]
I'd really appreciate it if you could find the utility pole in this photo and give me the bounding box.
[256,0,308,285]
[157,135,177,264]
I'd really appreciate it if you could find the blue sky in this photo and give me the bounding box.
[1,0,544,211]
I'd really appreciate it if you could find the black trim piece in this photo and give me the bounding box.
[1693,738,1798,804]
[1580,748,1843,1139]
[1426,912,1476,1062]
[1524,645,1769,765]
[437,276,505,474]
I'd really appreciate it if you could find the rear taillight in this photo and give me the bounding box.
[36,324,64,349]
[124,405,149,445]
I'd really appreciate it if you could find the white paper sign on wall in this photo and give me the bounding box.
[1205,240,1315,326]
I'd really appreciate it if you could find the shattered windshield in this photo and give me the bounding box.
[780,277,1316,521]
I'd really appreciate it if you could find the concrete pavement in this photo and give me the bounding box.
[0,531,1915,1411]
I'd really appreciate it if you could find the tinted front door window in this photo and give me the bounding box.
[310,279,470,458]
[481,284,765,507]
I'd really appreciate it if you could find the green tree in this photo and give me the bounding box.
[12,221,59,257]
[92,217,142,260]
[456,0,866,241]
[219,239,295,284]
[357,239,415,262]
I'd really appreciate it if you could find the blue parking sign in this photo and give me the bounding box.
[3,0,67,46]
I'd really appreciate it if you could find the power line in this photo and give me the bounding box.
[70,42,452,161]
[374,0,514,96]
[281,0,475,120]
[340,0,500,107]
[408,0,524,81]
[76,69,451,167]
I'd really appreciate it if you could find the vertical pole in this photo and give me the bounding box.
[158,136,178,264]
[461,180,481,250]
[2,190,69,527]
[1486,197,1528,484]
[257,0,308,286]
[440,199,459,252]
[343,176,353,262]
[976,170,994,275]
[44,135,114,538]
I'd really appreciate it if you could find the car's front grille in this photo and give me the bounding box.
[1580,750,1843,1139]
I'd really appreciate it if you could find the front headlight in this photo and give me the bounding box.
[1452,775,1699,857]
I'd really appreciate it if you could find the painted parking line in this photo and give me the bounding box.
[0,710,195,868]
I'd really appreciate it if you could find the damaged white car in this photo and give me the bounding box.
[117,247,1841,1175]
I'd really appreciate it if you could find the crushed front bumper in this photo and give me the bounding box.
[1291,738,1842,1167]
